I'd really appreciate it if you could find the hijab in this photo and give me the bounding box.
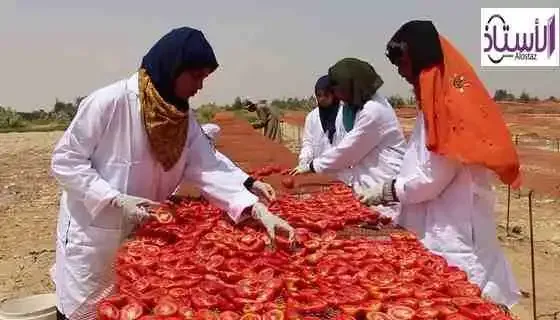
[386,20,521,186]
[328,58,384,131]
[314,75,339,144]
[139,27,219,171]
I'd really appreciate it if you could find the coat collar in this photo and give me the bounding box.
[126,72,139,96]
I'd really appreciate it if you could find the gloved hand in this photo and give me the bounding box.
[251,181,276,202]
[354,184,384,206]
[111,194,160,237]
[252,202,295,244]
[289,163,311,176]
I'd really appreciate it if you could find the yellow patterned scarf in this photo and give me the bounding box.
[138,68,189,171]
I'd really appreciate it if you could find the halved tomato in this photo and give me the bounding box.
[414,307,439,319]
[240,313,262,320]
[433,304,458,316]
[97,302,120,320]
[365,312,391,320]
[120,301,144,320]
[386,305,415,320]
[153,298,178,316]
[219,311,241,320]
[263,309,284,320]
[207,254,225,270]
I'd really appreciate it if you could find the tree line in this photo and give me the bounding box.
[1,90,557,131]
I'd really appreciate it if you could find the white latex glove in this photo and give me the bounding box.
[111,194,160,237]
[289,163,311,176]
[354,184,384,206]
[252,202,295,244]
[251,181,276,202]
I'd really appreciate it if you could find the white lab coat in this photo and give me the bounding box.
[51,73,258,318]
[312,93,406,189]
[298,106,353,185]
[394,111,519,307]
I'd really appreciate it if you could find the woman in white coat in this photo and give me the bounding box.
[51,27,294,319]
[296,75,353,185]
[291,58,406,196]
[358,20,521,308]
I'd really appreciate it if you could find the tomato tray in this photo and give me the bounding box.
[97,183,513,320]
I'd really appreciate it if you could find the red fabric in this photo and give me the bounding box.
[417,36,521,187]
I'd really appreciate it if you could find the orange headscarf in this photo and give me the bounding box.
[417,36,521,187]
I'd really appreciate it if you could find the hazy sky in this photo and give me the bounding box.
[1,1,559,112]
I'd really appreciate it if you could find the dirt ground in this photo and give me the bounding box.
[1,109,559,319]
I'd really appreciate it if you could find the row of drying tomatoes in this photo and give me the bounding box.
[98,185,511,320]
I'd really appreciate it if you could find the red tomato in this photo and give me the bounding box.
[263,309,284,320]
[281,178,295,189]
[395,298,418,309]
[450,296,485,307]
[447,283,481,297]
[361,300,383,313]
[178,306,195,320]
[444,314,471,320]
[434,304,459,316]
[460,303,503,319]
[365,312,392,320]
[207,255,225,270]
[414,307,439,319]
[219,311,241,320]
[258,268,276,282]
[120,301,144,320]
[240,313,262,320]
[153,299,178,316]
[152,209,175,224]
[197,309,219,320]
[168,287,189,298]
[386,305,415,320]
[98,302,120,320]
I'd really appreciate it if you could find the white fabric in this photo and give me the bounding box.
[394,111,520,307]
[298,105,353,185]
[51,73,258,317]
[312,94,406,189]
[201,123,221,141]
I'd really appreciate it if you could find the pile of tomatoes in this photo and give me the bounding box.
[98,185,512,320]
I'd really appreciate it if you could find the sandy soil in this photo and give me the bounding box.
[1,109,559,318]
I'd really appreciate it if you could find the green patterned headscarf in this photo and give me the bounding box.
[328,58,384,131]
[328,58,383,106]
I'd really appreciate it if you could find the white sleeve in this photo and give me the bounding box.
[312,103,387,173]
[394,152,459,205]
[298,113,315,166]
[51,92,121,219]
[215,150,250,182]
[183,121,258,223]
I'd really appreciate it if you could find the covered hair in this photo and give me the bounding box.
[314,75,339,144]
[388,20,521,186]
[141,27,218,107]
[386,20,443,78]
[314,75,332,93]
[328,58,383,108]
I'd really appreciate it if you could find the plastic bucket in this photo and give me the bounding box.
[0,294,56,320]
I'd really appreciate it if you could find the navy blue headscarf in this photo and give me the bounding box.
[141,27,219,109]
[315,75,339,144]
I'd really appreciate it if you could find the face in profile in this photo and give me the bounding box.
[397,49,415,85]
[174,68,212,99]
[316,89,335,108]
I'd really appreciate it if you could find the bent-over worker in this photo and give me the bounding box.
[245,99,281,141]
[358,20,521,308]
[50,27,293,319]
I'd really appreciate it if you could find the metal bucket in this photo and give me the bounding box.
[0,294,57,320]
